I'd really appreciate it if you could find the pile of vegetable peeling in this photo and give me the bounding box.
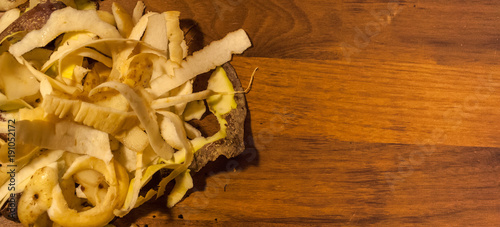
[0,0,251,226]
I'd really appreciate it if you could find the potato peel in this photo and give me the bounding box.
[0,8,20,34]
[90,81,174,161]
[9,6,121,57]
[111,2,134,38]
[149,29,251,97]
[17,163,58,226]
[0,1,66,44]
[1,2,251,226]
[48,157,129,227]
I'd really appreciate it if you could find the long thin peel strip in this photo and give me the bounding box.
[156,111,194,199]
[90,82,174,160]
[114,151,142,217]
[151,89,214,110]
[0,150,64,208]
[149,29,251,97]
[9,7,121,57]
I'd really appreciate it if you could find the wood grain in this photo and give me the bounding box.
[109,0,499,225]
[2,0,500,226]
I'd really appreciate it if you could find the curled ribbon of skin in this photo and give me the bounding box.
[47,156,129,227]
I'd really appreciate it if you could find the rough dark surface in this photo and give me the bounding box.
[0,1,66,43]
[188,63,247,172]
[0,193,21,223]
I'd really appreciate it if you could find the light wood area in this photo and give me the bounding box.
[110,0,500,226]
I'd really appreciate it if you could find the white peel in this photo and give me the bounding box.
[9,7,121,57]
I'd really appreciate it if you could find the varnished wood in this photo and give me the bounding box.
[3,0,500,226]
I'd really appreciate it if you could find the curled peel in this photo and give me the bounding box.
[48,156,129,227]
[0,2,251,225]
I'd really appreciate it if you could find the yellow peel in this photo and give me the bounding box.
[129,12,157,40]
[132,1,146,25]
[48,157,129,227]
[9,7,121,57]
[165,11,183,63]
[135,188,157,208]
[0,150,64,208]
[97,10,117,26]
[143,13,168,55]
[114,151,142,217]
[156,111,194,198]
[90,82,174,160]
[150,29,251,97]
[0,52,40,100]
[42,94,138,135]
[167,169,193,208]
[112,2,134,38]
[0,8,20,34]
[17,120,113,163]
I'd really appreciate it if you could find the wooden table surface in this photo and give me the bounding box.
[4,0,500,226]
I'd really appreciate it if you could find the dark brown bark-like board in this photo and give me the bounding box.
[188,63,247,172]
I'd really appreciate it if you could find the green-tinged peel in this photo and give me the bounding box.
[206,66,237,115]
